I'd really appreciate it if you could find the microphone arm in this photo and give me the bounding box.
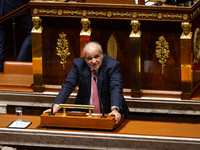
[48,107,55,116]
[93,77,107,118]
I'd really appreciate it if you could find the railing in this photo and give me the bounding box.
[0,3,30,60]
[0,3,30,24]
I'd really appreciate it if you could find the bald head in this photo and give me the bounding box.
[83,41,103,70]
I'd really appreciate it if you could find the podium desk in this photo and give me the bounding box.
[1,114,200,150]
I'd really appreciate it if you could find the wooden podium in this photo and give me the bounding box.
[40,113,124,130]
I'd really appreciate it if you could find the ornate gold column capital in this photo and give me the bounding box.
[181,22,192,39]
[130,20,141,37]
[32,16,43,33]
[80,18,92,36]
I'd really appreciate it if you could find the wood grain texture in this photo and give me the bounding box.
[140,21,182,91]
[42,18,131,88]
[42,17,81,85]
[40,113,124,130]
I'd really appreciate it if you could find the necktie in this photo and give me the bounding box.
[92,70,100,113]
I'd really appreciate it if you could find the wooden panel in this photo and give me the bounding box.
[90,19,131,88]
[42,17,81,85]
[191,11,200,90]
[42,17,131,88]
[119,120,200,139]
[0,114,40,129]
[140,21,182,91]
[40,113,124,130]
[28,1,200,97]
[86,0,135,4]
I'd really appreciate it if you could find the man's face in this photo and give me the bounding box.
[84,43,103,70]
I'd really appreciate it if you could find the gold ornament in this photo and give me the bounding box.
[107,35,117,59]
[155,36,170,75]
[56,32,70,70]
[193,28,200,65]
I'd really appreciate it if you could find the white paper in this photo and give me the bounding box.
[8,121,31,128]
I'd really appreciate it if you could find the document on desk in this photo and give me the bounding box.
[7,121,32,129]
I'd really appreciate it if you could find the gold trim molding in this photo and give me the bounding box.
[56,32,70,70]
[155,36,170,75]
[191,6,200,19]
[193,28,200,65]
[32,8,189,21]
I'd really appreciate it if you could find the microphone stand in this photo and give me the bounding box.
[93,77,107,118]
[48,107,55,116]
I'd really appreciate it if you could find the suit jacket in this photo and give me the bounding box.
[0,0,27,17]
[54,54,129,118]
[0,0,4,17]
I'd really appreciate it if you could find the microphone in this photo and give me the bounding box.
[93,77,107,118]
[48,107,55,116]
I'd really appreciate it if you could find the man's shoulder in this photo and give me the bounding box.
[73,57,85,62]
[73,57,86,67]
[103,54,120,65]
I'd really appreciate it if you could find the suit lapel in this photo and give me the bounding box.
[83,65,91,97]
[97,55,106,99]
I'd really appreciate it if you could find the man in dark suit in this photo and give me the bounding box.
[0,0,33,72]
[44,41,129,124]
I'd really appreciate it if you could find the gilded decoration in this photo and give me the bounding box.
[82,10,87,16]
[33,8,188,21]
[39,9,57,15]
[32,16,43,33]
[33,8,39,15]
[107,11,112,17]
[58,10,63,16]
[130,20,141,37]
[180,22,192,38]
[193,28,200,65]
[132,12,137,18]
[191,7,200,19]
[107,35,117,59]
[158,13,162,19]
[155,36,170,75]
[80,18,92,35]
[63,10,82,15]
[56,32,70,70]
[183,14,188,20]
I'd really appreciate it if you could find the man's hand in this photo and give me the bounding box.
[109,110,121,124]
[43,104,61,114]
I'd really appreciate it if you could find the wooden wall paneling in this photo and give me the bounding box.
[90,19,131,88]
[41,17,131,87]
[42,17,81,85]
[191,10,200,91]
[29,1,200,98]
[140,21,182,91]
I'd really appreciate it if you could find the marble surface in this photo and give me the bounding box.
[0,104,7,114]
[0,128,200,150]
